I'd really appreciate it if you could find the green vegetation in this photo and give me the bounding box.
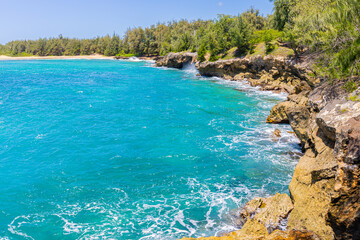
[274,0,360,78]
[343,80,358,92]
[1,0,359,80]
[341,108,348,113]
[347,94,360,102]
[0,8,270,60]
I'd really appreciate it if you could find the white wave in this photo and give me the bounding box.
[182,63,198,75]
[35,134,45,140]
[118,57,155,64]
[8,215,35,240]
[128,57,142,62]
[5,174,296,240]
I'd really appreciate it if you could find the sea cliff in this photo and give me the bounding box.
[155,52,360,240]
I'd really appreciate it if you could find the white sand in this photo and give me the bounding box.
[0,54,114,60]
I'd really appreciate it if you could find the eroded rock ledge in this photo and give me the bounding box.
[196,56,319,94]
[155,52,197,69]
[155,53,360,240]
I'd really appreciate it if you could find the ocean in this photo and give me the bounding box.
[0,59,300,239]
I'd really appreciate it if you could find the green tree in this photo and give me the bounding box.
[272,0,290,31]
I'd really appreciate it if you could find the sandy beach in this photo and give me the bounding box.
[0,54,115,60]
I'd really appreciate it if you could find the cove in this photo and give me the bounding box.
[0,59,301,239]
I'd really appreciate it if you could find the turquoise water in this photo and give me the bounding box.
[0,59,300,240]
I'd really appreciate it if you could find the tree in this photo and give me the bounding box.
[230,16,252,54]
[272,0,290,31]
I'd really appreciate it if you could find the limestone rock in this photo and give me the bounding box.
[195,56,312,94]
[287,104,311,146]
[267,229,319,240]
[286,81,360,240]
[176,61,360,240]
[237,193,294,233]
[325,92,360,239]
[155,52,197,68]
[267,101,292,124]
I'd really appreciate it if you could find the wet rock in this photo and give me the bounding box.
[237,197,263,226]
[273,129,282,138]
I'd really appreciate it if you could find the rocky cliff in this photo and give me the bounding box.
[155,53,360,240]
[195,56,319,94]
[155,52,197,69]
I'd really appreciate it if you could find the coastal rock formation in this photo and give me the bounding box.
[156,53,360,240]
[181,80,360,240]
[237,193,294,232]
[268,81,360,239]
[155,52,197,69]
[195,56,318,94]
[155,53,320,93]
[267,81,312,146]
[267,102,290,123]
[317,83,360,240]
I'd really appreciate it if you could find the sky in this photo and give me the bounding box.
[0,0,274,44]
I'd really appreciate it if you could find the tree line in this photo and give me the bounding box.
[0,8,272,59]
[0,0,359,78]
[273,0,360,78]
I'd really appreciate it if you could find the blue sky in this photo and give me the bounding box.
[0,0,274,44]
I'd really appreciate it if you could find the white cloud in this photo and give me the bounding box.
[218,1,223,7]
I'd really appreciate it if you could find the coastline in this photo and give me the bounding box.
[0,54,115,60]
[155,52,360,240]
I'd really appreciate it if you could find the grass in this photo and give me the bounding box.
[342,80,358,92]
[115,53,136,58]
[341,108,348,113]
[247,41,294,58]
[347,94,360,102]
[221,47,239,60]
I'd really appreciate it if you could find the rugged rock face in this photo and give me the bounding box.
[316,83,360,240]
[180,80,360,240]
[195,56,319,94]
[268,81,360,240]
[237,193,294,232]
[155,53,320,94]
[267,81,312,146]
[155,52,197,69]
[155,53,359,240]
[179,81,360,240]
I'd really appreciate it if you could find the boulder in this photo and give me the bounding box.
[267,101,292,124]
[237,193,294,233]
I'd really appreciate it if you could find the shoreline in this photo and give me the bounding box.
[155,52,359,240]
[0,54,159,62]
[0,54,115,60]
